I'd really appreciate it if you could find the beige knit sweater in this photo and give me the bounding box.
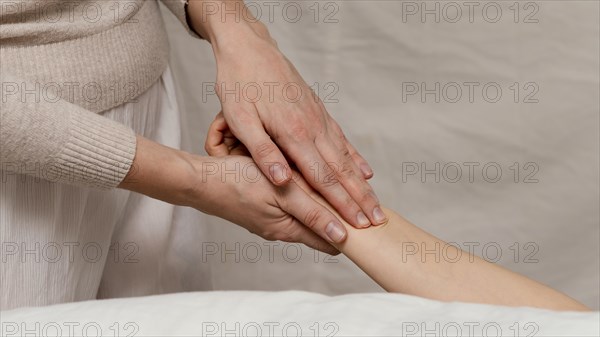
[0,0,200,189]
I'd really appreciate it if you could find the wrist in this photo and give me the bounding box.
[187,0,275,51]
[119,136,202,208]
[183,154,231,215]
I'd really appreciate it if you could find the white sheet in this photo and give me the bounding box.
[1,291,598,336]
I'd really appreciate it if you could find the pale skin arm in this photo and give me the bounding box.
[331,208,589,311]
[206,112,590,312]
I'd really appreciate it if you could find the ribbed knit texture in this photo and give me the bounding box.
[0,0,200,189]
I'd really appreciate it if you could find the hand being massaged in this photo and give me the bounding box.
[201,111,367,255]
[119,113,362,255]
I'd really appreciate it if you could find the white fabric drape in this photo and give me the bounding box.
[0,67,212,310]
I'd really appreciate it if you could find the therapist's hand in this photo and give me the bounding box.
[187,0,387,228]
[197,154,342,255]
[119,135,343,255]
[203,113,345,253]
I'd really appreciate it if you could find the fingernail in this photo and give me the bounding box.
[360,163,373,178]
[357,212,370,228]
[325,221,346,243]
[372,207,387,225]
[270,163,288,184]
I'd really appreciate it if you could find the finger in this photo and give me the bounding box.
[225,108,292,185]
[205,112,230,157]
[328,118,373,179]
[345,138,373,179]
[278,179,347,244]
[288,144,369,229]
[209,111,252,156]
[316,132,386,226]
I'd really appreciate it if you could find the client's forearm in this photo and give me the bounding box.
[332,208,589,311]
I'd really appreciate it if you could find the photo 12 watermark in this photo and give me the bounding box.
[201,321,339,337]
[1,160,133,188]
[196,1,341,24]
[1,80,141,106]
[400,1,540,24]
[1,241,140,265]
[400,241,540,264]
[1,321,139,337]
[401,320,539,337]
[401,82,540,104]
[201,81,339,104]
[199,241,339,264]
[400,161,540,184]
[200,160,363,185]
[0,1,143,24]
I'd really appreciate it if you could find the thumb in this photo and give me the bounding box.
[278,179,347,244]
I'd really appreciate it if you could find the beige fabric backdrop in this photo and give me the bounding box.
[159,1,599,309]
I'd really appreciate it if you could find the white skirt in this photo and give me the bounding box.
[0,66,213,310]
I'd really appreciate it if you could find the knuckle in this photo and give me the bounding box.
[288,123,312,142]
[204,142,210,154]
[337,161,355,180]
[343,195,356,209]
[261,230,279,241]
[303,208,322,230]
[339,146,353,161]
[334,157,356,180]
[307,107,326,125]
[285,112,318,143]
[272,225,298,242]
[317,163,340,187]
[254,141,277,159]
[320,174,340,188]
[263,219,301,243]
[359,189,375,205]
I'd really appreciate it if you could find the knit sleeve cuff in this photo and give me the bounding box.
[53,108,138,189]
[1,70,138,190]
[161,0,205,40]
